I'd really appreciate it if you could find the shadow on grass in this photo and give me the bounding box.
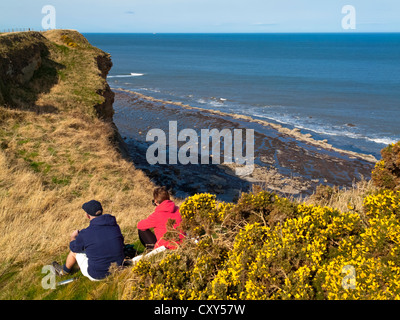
[0,32,65,114]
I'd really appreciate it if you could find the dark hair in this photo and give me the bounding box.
[153,186,170,204]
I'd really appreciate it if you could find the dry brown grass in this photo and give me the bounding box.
[0,30,158,298]
[0,106,158,298]
[302,177,376,214]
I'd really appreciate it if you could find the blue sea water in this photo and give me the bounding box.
[84,33,400,159]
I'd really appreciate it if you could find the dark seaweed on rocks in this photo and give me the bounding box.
[112,89,375,202]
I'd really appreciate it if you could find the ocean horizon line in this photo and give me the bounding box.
[81,31,400,35]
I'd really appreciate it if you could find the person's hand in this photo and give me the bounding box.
[70,229,79,241]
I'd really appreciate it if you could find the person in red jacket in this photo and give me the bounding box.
[137,186,184,250]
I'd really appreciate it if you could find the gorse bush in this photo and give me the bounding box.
[61,34,78,48]
[180,193,222,237]
[119,142,400,300]
[122,184,400,300]
[208,204,363,300]
[224,190,297,228]
[313,189,400,299]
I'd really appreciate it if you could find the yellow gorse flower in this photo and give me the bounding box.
[126,188,400,300]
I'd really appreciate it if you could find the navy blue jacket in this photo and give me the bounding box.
[69,214,125,280]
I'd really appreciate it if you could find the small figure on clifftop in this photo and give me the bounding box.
[52,200,125,281]
[137,186,184,250]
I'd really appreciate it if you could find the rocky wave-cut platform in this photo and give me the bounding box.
[113,89,376,202]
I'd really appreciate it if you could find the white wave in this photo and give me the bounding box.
[108,73,144,78]
[251,112,296,127]
[291,125,397,146]
[196,98,207,104]
[208,100,225,108]
[250,112,398,146]
[364,136,398,146]
[138,87,161,93]
[300,127,397,146]
[195,97,228,108]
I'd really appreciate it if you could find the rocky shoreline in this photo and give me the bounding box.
[112,88,376,202]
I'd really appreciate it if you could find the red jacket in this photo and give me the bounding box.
[137,200,184,249]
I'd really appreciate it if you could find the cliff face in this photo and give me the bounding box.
[0,32,50,107]
[94,81,115,122]
[94,53,115,121]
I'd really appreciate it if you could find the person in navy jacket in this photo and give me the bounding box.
[53,200,125,281]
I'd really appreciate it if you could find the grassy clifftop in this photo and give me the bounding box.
[0,30,111,116]
[0,30,155,299]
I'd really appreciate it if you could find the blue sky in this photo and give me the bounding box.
[0,0,399,33]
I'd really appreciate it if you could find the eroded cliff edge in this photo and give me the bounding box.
[0,29,128,155]
[0,31,106,113]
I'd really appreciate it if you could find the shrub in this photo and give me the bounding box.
[206,222,270,299]
[126,253,190,300]
[372,141,400,190]
[314,189,400,299]
[309,184,339,205]
[207,204,362,300]
[180,193,230,237]
[224,191,298,229]
[123,181,400,300]
[61,35,78,48]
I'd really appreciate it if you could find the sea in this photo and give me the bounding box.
[84,33,400,160]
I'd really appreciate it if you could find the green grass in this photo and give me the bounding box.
[29,161,45,172]
[51,176,71,186]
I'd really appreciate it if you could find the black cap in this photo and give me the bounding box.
[82,200,103,216]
